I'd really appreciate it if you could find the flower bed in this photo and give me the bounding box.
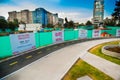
[102,45,120,59]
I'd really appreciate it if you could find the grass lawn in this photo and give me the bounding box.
[89,40,120,65]
[62,59,113,80]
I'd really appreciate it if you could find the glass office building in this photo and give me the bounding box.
[32,8,48,26]
[93,0,104,25]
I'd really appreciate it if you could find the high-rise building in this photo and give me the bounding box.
[8,10,32,23]
[47,12,53,24]
[58,18,64,26]
[93,0,104,25]
[53,13,58,25]
[8,8,59,26]
[8,11,17,22]
[32,8,48,26]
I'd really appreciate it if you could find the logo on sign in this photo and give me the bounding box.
[52,31,64,44]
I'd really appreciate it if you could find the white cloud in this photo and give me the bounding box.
[56,8,93,23]
[0,1,93,23]
[0,2,37,19]
[58,12,92,23]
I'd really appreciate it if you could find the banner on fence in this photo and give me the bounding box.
[92,30,101,38]
[10,33,36,55]
[52,31,64,44]
[79,29,87,39]
[116,29,120,37]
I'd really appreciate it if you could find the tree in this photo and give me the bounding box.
[64,17,75,28]
[68,20,75,28]
[8,22,16,31]
[112,0,120,26]
[13,19,19,27]
[104,17,116,26]
[46,24,54,28]
[0,19,8,31]
[78,23,85,26]
[64,17,69,28]
[64,20,75,28]
[85,20,92,26]
[8,19,19,31]
[65,17,68,23]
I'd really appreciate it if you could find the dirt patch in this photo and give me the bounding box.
[106,46,120,53]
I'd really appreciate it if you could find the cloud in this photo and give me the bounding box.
[53,8,93,23]
[58,12,92,23]
[0,2,37,19]
[0,0,93,23]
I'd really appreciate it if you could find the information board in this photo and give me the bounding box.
[10,33,36,55]
[52,31,64,44]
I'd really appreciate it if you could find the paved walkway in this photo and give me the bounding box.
[81,52,120,80]
[77,76,92,80]
[2,38,120,80]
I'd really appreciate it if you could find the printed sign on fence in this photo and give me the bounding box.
[116,29,120,37]
[79,29,87,39]
[52,31,64,44]
[10,33,36,55]
[92,30,101,38]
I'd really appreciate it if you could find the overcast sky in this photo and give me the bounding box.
[0,0,116,23]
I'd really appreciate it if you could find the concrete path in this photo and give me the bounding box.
[81,52,120,80]
[2,38,120,80]
[77,76,92,80]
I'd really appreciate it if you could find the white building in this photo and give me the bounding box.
[18,23,42,32]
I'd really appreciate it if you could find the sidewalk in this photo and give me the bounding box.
[3,38,120,80]
[81,52,120,80]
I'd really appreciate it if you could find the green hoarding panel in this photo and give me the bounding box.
[87,30,92,38]
[39,32,53,46]
[107,26,119,30]
[0,36,12,58]
[35,33,40,48]
[64,30,75,41]
[74,30,79,39]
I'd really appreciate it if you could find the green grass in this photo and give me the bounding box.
[62,59,113,80]
[89,40,120,65]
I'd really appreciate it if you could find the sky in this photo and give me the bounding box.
[0,0,116,23]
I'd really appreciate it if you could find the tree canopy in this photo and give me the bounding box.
[0,19,19,31]
[112,0,120,26]
[85,20,92,26]
[0,19,8,31]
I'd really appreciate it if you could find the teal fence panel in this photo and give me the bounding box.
[107,26,120,30]
[64,30,75,41]
[0,36,12,58]
[35,33,40,48]
[39,32,53,46]
[87,30,92,38]
[74,30,79,39]
[109,29,116,36]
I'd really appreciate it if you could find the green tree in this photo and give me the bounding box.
[8,22,16,31]
[8,19,19,31]
[14,19,19,27]
[85,20,92,26]
[68,20,75,28]
[64,20,75,28]
[104,17,116,26]
[79,23,85,26]
[112,0,120,26]
[46,24,54,28]
[0,19,8,31]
